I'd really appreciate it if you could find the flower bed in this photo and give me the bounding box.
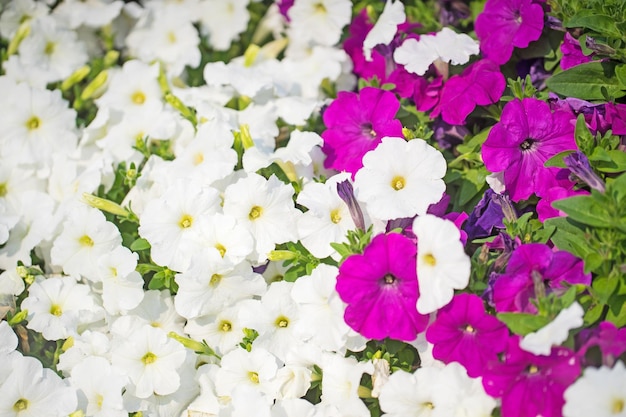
[1,0,626,416]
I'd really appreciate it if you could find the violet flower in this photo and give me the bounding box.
[336,180,366,231]
[431,59,506,125]
[482,98,578,202]
[536,185,588,222]
[482,336,581,417]
[432,118,469,150]
[464,189,507,241]
[426,293,509,378]
[560,32,593,70]
[321,87,403,175]
[491,243,591,314]
[475,0,544,65]
[564,151,606,193]
[576,321,626,368]
[606,102,626,136]
[335,233,430,341]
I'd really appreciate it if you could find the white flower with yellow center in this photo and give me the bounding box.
[355,137,447,221]
[563,360,626,417]
[95,60,163,113]
[111,325,187,399]
[287,0,352,47]
[68,356,127,417]
[413,214,471,315]
[214,347,279,401]
[197,0,250,51]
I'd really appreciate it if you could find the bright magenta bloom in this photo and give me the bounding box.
[481,98,577,202]
[475,0,544,64]
[426,293,509,378]
[321,87,403,175]
[336,233,429,341]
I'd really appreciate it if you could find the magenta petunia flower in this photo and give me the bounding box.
[321,87,404,175]
[335,233,430,341]
[431,59,505,125]
[491,243,591,314]
[426,293,509,378]
[481,98,578,202]
[576,321,626,367]
[482,336,581,417]
[475,0,544,65]
[560,32,593,70]
[536,185,588,222]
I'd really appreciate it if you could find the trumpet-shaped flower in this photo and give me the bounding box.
[563,360,626,417]
[413,214,471,315]
[336,232,430,341]
[287,0,352,47]
[354,137,447,221]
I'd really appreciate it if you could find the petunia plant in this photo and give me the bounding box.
[1,0,626,417]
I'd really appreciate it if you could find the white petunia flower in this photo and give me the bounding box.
[97,246,145,315]
[57,330,112,375]
[393,27,479,76]
[223,173,300,263]
[563,360,626,417]
[413,214,471,314]
[355,137,447,221]
[287,0,352,47]
[197,0,250,51]
[319,353,374,417]
[52,0,124,29]
[21,276,102,341]
[520,302,584,356]
[111,289,185,337]
[195,213,254,265]
[363,0,405,61]
[184,305,246,356]
[50,203,122,281]
[0,321,18,355]
[215,347,279,401]
[95,60,163,113]
[138,180,221,272]
[68,356,127,417]
[111,325,187,399]
[0,0,49,39]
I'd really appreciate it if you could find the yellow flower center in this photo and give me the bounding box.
[275,316,289,328]
[167,31,176,44]
[527,365,539,374]
[50,304,62,316]
[220,321,232,332]
[391,175,406,191]
[96,394,104,409]
[193,153,204,166]
[330,208,342,224]
[0,182,7,197]
[612,398,624,414]
[465,324,475,333]
[248,205,263,220]
[79,235,94,247]
[179,214,193,229]
[423,402,435,410]
[142,352,157,365]
[210,274,222,287]
[215,243,227,257]
[131,91,146,105]
[44,41,56,55]
[248,371,260,384]
[25,116,41,130]
[314,2,327,13]
[422,253,437,266]
[13,399,29,412]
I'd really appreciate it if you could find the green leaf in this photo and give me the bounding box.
[551,195,612,228]
[546,61,626,101]
[130,238,151,251]
[606,295,626,327]
[497,312,551,336]
[592,276,619,304]
[616,64,626,89]
[564,13,622,38]
[544,150,576,168]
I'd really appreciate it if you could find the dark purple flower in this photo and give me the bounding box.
[576,321,626,367]
[336,180,366,231]
[564,151,606,192]
[475,0,544,65]
[548,94,610,136]
[437,0,471,26]
[276,0,294,21]
[426,293,509,378]
[482,98,578,202]
[606,102,626,136]
[336,233,430,341]
[516,58,551,90]
[482,336,581,417]
[491,243,591,313]
[561,32,593,70]
[432,118,469,150]
[431,59,506,125]
[321,87,403,175]
[464,189,507,241]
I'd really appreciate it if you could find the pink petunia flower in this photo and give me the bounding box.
[475,0,544,65]
[321,87,404,175]
[482,336,581,417]
[335,233,430,341]
[426,293,509,378]
[491,243,591,314]
[560,32,593,70]
[481,98,578,202]
[431,59,506,125]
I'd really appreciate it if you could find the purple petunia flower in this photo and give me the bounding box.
[560,32,593,70]
[481,98,578,202]
[431,59,506,125]
[464,189,507,241]
[536,185,588,222]
[475,0,544,65]
[482,336,581,417]
[276,0,294,21]
[576,321,626,368]
[491,243,591,314]
[335,233,430,341]
[321,87,404,176]
[426,293,509,378]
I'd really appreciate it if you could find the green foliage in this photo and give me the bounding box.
[330,226,374,262]
[546,61,626,100]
